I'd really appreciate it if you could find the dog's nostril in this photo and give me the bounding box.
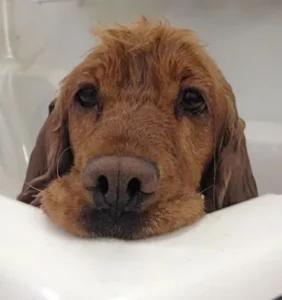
[83,156,159,219]
[96,175,109,195]
[127,177,141,198]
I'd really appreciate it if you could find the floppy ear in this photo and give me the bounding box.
[201,118,258,213]
[17,99,73,204]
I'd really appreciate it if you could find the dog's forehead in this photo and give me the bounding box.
[82,26,213,90]
[61,23,224,109]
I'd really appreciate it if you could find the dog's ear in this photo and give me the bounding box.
[17,98,73,204]
[201,116,258,213]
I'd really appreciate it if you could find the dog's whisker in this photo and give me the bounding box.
[198,184,214,195]
[27,183,42,193]
[56,147,71,178]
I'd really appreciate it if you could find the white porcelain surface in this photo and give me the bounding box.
[1,194,282,300]
[0,0,282,299]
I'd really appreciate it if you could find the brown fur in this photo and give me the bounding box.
[17,18,258,239]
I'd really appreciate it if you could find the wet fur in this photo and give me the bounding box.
[17,18,258,239]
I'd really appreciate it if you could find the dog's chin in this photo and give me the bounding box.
[80,207,144,240]
[77,190,206,240]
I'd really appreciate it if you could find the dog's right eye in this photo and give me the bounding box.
[75,85,98,108]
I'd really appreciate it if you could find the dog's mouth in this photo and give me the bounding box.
[80,164,157,239]
[80,205,144,240]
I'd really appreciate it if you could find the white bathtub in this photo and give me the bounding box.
[1,193,282,300]
[0,1,282,299]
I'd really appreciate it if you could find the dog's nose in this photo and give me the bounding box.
[82,156,159,221]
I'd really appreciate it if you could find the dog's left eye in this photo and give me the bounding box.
[178,88,207,116]
[75,85,99,108]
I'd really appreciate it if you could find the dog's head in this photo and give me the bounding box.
[18,19,257,239]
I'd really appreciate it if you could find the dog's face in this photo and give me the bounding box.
[18,19,257,239]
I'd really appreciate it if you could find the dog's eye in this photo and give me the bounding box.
[178,88,207,116]
[75,85,98,108]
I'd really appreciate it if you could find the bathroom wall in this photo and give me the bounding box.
[2,0,282,122]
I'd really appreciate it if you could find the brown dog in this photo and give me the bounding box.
[17,18,258,239]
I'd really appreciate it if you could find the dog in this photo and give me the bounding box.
[17,18,258,239]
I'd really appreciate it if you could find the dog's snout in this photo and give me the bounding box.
[82,156,159,220]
